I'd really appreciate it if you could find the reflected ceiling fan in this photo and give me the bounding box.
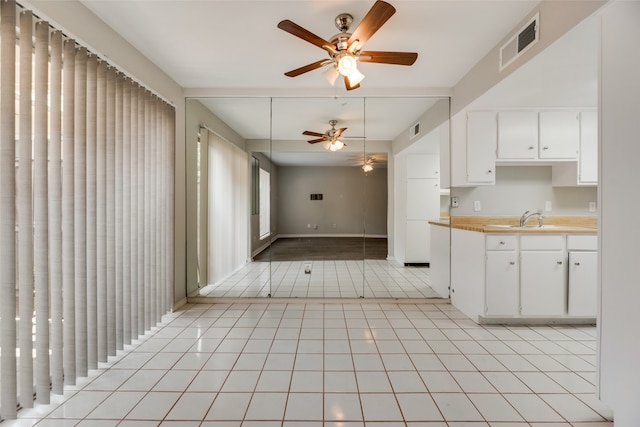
[349,153,388,172]
[303,120,351,151]
[278,0,418,91]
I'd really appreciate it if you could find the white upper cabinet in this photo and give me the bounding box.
[538,111,580,159]
[497,111,539,159]
[466,112,497,184]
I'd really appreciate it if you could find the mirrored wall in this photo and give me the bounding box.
[185,96,450,300]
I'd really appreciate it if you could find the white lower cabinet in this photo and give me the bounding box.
[451,229,597,323]
[486,251,519,316]
[520,250,567,316]
[567,235,598,317]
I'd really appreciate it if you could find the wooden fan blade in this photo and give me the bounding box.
[359,50,418,65]
[284,59,332,77]
[344,75,361,91]
[347,0,396,48]
[278,20,334,49]
[334,127,348,138]
[303,131,325,137]
[307,138,326,144]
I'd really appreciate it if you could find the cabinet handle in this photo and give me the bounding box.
[529,146,534,150]
[435,171,439,174]
[499,241,505,245]
[574,262,581,266]
[509,261,515,265]
[543,146,549,150]
[488,170,493,174]
[557,261,563,265]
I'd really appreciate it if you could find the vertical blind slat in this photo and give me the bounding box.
[86,54,98,370]
[106,66,116,356]
[34,19,51,404]
[130,84,139,340]
[122,79,132,345]
[18,8,34,410]
[0,0,18,418]
[115,73,124,350]
[96,60,108,363]
[48,29,64,396]
[137,87,146,337]
[74,47,88,378]
[62,38,76,386]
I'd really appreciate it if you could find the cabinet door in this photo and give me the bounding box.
[486,251,519,316]
[429,224,450,298]
[539,111,580,159]
[497,111,538,159]
[405,220,429,262]
[568,251,598,317]
[467,112,497,184]
[579,111,598,184]
[520,251,567,316]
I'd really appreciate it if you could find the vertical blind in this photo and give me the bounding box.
[0,0,175,419]
[207,131,249,286]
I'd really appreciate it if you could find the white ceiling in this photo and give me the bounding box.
[78,0,597,166]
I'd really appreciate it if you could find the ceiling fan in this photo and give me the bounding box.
[278,0,418,91]
[303,120,351,151]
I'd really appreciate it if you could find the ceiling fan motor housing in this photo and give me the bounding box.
[334,13,353,32]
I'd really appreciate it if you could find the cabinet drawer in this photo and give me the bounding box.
[520,234,565,250]
[567,235,597,250]
[486,235,518,250]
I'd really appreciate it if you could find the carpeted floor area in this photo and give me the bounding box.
[254,237,387,261]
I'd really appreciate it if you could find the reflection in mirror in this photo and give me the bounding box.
[185,96,451,301]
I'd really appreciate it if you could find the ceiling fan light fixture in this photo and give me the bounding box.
[345,67,365,86]
[337,53,357,76]
[362,163,374,173]
[329,139,345,151]
[322,65,340,86]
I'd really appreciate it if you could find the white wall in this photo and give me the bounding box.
[276,166,387,237]
[452,166,597,216]
[598,2,640,425]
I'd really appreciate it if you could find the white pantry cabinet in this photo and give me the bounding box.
[404,154,441,264]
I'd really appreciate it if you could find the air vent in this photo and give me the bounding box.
[410,121,420,139]
[499,13,539,71]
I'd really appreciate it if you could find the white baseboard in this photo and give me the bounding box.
[278,234,388,239]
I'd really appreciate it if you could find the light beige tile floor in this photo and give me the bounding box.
[7,302,613,426]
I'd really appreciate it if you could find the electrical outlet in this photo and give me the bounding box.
[451,196,459,208]
[589,201,596,212]
[545,201,552,211]
[304,264,311,274]
[473,200,482,212]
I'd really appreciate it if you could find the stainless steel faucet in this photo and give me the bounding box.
[519,210,544,227]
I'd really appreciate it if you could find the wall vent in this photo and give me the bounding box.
[499,13,539,71]
[410,121,420,139]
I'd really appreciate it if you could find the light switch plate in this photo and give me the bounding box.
[545,201,552,211]
[589,201,596,212]
[474,200,482,212]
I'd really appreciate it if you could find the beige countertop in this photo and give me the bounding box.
[429,216,597,234]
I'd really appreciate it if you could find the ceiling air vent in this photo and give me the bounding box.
[499,13,539,71]
[410,121,420,139]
